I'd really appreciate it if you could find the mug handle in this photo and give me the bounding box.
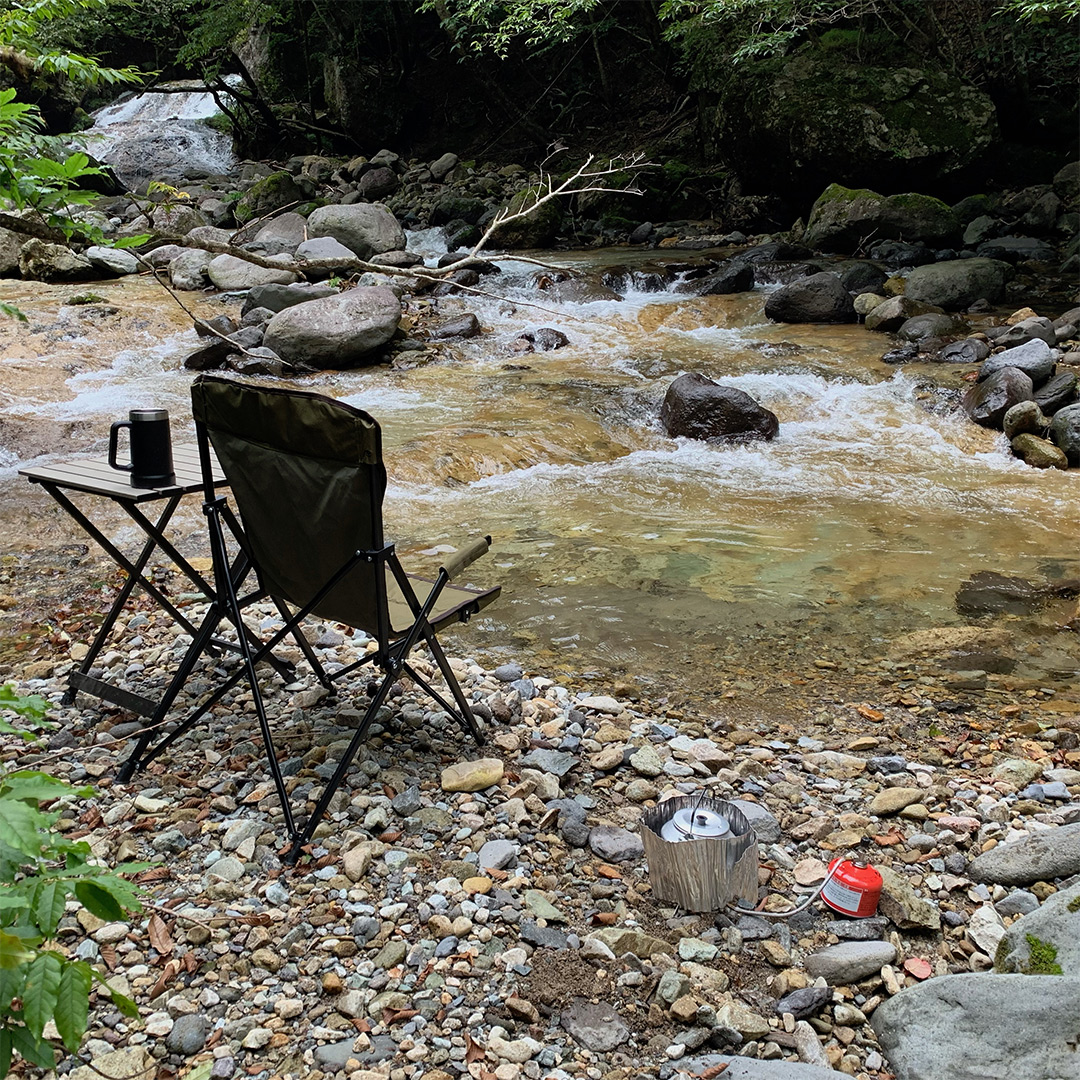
[108,421,133,472]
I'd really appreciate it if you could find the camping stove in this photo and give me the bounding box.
[641,794,758,913]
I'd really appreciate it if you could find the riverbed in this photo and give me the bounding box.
[1,258,1077,709]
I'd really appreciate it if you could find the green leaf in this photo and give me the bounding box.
[0,799,42,859]
[0,931,35,970]
[31,879,67,937]
[54,961,90,1052]
[89,966,137,1017]
[185,1062,214,1080]
[0,686,50,724]
[2,771,87,804]
[0,1026,11,1079]
[73,881,123,922]
[112,234,151,249]
[7,1022,55,1069]
[0,303,27,324]
[22,951,62,1039]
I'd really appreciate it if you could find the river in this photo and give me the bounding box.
[1,250,1077,708]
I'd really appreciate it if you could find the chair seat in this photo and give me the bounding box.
[388,574,500,638]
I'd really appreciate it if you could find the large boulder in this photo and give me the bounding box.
[872,974,1080,1080]
[659,373,779,443]
[1049,402,1080,465]
[492,187,563,249]
[701,57,998,200]
[243,281,338,315]
[976,236,1057,263]
[863,296,939,332]
[169,249,212,291]
[235,171,312,225]
[962,368,1034,428]
[206,253,298,291]
[902,258,1012,310]
[764,272,855,323]
[978,339,1056,387]
[247,212,309,255]
[18,239,94,281]
[85,245,139,276]
[804,184,960,253]
[996,882,1080,975]
[306,203,406,261]
[262,285,401,368]
[0,225,23,275]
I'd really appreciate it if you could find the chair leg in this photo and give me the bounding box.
[418,631,486,745]
[285,664,398,863]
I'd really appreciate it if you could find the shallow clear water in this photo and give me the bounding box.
[1,257,1077,698]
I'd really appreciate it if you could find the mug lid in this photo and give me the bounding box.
[131,408,169,420]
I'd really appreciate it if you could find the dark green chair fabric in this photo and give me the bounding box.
[119,375,500,861]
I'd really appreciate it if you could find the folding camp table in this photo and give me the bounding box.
[19,445,291,717]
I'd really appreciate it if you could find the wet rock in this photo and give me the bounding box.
[85,246,138,276]
[1049,402,1080,464]
[660,372,779,443]
[692,260,755,295]
[19,239,94,281]
[560,998,630,1051]
[902,258,1011,310]
[968,822,1080,885]
[763,272,855,323]
[244,281,339,314]
[207,252,298,290]
[978,338,1056,387]
[955,571,1056,616]
[1003,400,1051,439]
[872,974,1080,1080]
[962,367,1034,428]
[1033,370,1078,415]
[938,337,991,364]
[428,313,481,340]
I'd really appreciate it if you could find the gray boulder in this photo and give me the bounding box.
[235,171,311,225]
[863,296,939,332]
[145,244,186,269]
[674,1059,841,1079]
[262,285,401,369]
[995,881,1080,975]
[1033,371,1078,415]
[85,245,139,276]
[429,152,459,181]
[0,225,23,275]
[169,249,212,291]
[976,236,1056,263]
[356,166,398,201]
[872,974,1080,1080]
[897,313,967,343]
[1003,400,1050,439]
[693,260,755,295]
[805,941,897,984]
[902,257,1011,310]
[962,368,1034,428]
[804,184,960,252]
[207,253,298,291]
[243,282,338,315]
[995,316,1058,349]
[185,225,235,248]
[938,337,991,364]
[979,338,1055,387]
[660,373,779,443]
[247,212,308,255]
[1049,402,1080,465]
[307,203,405,260]
[18,239,93,281]
[968,821,1080,884]
[295,236,358,278]
[764,272,855,323]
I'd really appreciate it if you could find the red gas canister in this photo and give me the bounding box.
[821,859,882,918]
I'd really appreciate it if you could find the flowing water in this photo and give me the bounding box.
[2,249,1077,703]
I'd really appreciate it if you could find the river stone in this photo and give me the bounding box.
[774,985,832,1019]
[676,1057,839,1079]
[763,271,855,323]
[1011,433,1069,470]
[868,787,923,815]
[589,927,673,958]
[235,171,310,224]
[244,281,338,314]
[1002,400,1051,439]
[440,757,504,792]
[693,259,755,295]
[429,313,481,340]
[250,211,308,254]
[560,998,630,1051]
[995,881,1080,975]
[877,866,940,931]
[429,152,458,181]
[519,747,578,776]
[1049,402,1080,464]
[938,337,991,364]
[966,904,1007,957]
[902,257,1011,310]
[207,252,298,290]
[18,239,94,281]
[976,236,1056,263]
[729,799,780,843]
[169,249,212,290]
[85,245,138,276]
[478,838,518,870]
[589,825,643,862]
[872,973,1080,1080]
[996,315,1058,349]
[897,312,967,343]
[805,940,896,983]
[962,367,1034,428]
[295,236,358,277]
[979,338,1056,387]
[968,822,1080,884]
[165,1013,210,1055]
[1033,370,1078,414]
[862,295,938,332]
[69,1048,154,1080]
[660,372,779,443]
[262,285,401,368]
[307,202,406,260]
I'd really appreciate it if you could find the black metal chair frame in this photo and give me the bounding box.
[117,377,496,862]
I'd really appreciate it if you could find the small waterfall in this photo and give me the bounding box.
[84,80,238,190]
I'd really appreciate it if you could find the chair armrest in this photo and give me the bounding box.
[441,535,491,581]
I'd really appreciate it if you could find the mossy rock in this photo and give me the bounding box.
[491,186,564,249]
[235,171,311,224]
[995,882,1080,975]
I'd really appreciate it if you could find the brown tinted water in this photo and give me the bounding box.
[1,262,1077,704]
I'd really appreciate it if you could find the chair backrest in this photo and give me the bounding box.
[191,375,388,627]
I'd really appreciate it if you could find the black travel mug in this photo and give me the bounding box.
[109,408,176,488]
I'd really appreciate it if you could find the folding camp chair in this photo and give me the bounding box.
[117,374,500,860]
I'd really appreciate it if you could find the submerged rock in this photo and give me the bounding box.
[764,271,855,323]
[660,372,779,443]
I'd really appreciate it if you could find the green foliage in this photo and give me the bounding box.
[0,684,52,741]
[0,767,142,1077]
[1022,933,1063,974]
[420,0,607,57]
